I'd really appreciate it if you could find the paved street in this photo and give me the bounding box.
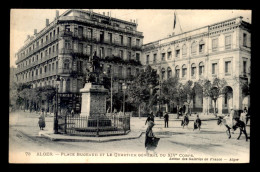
[9,111,250,163]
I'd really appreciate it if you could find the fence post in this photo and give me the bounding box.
[124,116,126,135]
[96,116,99,137]
[64,115,67,134]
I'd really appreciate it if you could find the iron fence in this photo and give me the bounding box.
[57,113,130,137]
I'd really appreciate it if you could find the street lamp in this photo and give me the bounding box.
[54,75,60,134]
[122,83,127,115]
[104,68,113,113]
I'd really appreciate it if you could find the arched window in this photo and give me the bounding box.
[191,42,197,54]
[167,67,172,79]
[182,44,187,57]
[161,68,165,80]
[182,64,187,78]
[175,65,180,78]
[199,62,204,76]
[167,48,172,59]
[175,45,180,58]
[64,59,70,70]
[199,40,205,53]
[191,63,196,78]
[127,67,131,77]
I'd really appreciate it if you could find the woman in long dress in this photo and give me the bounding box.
[145,119,159,154]
[38,110,46,130]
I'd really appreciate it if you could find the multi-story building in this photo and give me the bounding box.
[15,9,143,95]
[141,16,251,114]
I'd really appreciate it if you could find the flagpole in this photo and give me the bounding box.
[175,11,183,33]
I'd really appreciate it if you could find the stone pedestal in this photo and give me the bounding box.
[80,83,108,117]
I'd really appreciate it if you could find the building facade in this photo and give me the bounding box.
[15,9,143,95]
[141,16,251,114]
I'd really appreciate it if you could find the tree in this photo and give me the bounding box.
[182,80,196,115]
[160,76,179,112]
[199,78,227,117]
[126,65,158,117]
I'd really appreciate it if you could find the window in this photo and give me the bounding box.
[146,55,149,64]
[182,44,187,57]
[168,51,172,59]
[44,66,47,73]
[167,67,172,79]
[49,47,51,54]
[199,41,205,53]
[127,37,131,47]
[243,61,247,75]
[108,33,112,43]
[162,53,165,61]
[212,38,218,52]
[87,28,93,39]
[46,35,48,42]
[243,33,247,47]
[65,25,70,31]
[56,61,58,70]
[225,35,231,49]
[119,35,123,45]
[199,62,204,76]
[191,63,196,77]
[100,47,104,58]
[65,40,71,49]
[64,59,70,70]
[120,50,124,58]
[127,51,131,60]
[78,26,83,37]
[100,31,104,43]
[77,61,83,73]
[212,63,218,75]
[49,64,51,72]
[40,68,42,74]
[56,44,59,52]
[182,65,187,78]
[225,61,231,75]
[136,53,140,61]
[136,39,140,47]
[78,43,83,53]
[127,68,131,77]
[52,63,54,71]
[118,66,123,77]
[108,48,112,57]
[175,49,180,58]
[107,65,112,75]
[36,69,38,76]
[191,42,197,54]
[87,45,92,55]
[161,68,165,80]
[136,68,139,76]
[153,54,157,63]
[175,66,180,78]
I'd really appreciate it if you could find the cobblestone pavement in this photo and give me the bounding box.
[9,111,250,163]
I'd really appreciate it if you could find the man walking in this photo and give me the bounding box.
[164,112,169,128]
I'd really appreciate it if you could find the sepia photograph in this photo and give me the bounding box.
[9,9,251,163]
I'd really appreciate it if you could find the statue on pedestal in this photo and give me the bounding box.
[85,51,103,85]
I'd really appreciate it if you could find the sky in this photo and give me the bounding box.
[10,9,252,67]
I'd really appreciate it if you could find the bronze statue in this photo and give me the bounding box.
[85,51,103,84]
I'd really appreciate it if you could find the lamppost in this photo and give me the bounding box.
[54,75,60,134]
[122,83,127,115]
[104,68,113,113]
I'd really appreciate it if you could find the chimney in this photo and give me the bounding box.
[46,19,49,26]
[56,10,59,18]
[34,29,37,35]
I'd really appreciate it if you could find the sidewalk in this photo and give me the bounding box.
[39,113,217,142]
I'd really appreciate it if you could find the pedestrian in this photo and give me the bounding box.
[181,113,189,128]
[246,107,250,125]
[38,109,46,130]
[193,114,201,131]
[182,105,186,114]
[240,109,247,124]
[164,112,169,128]
[145,118,160,154]
[145,113,154,125]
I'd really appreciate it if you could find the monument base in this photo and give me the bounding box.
[80,83,108,118]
